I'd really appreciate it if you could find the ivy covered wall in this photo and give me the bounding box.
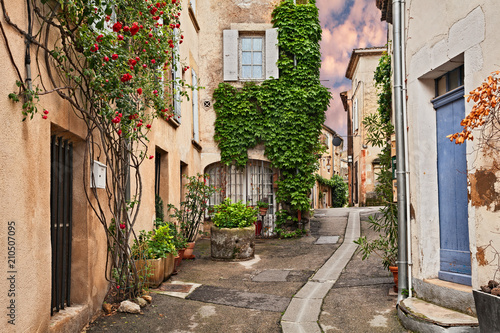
[213,0,331,212]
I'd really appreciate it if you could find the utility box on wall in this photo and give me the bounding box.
[91,160,107,189]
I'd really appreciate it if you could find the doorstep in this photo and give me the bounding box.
[398,297,479,332]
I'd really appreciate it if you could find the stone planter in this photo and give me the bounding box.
[211,225,255,261]
[135,258,164,288]
[473,289,500,332]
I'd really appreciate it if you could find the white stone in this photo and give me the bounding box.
[117,300,141,314]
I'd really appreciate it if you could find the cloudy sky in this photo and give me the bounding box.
[317,0,387,137]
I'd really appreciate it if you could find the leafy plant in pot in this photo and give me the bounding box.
[168,173,218,259]
[131,227,175,288]
[256,199,269,216]
[211,198,258,260]
[353,203,398,290]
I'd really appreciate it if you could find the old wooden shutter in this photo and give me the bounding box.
[223,30,238,81]
[265,28,279,79]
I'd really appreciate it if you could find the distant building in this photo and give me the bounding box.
[312,125,343,209]
[342,47,385,206]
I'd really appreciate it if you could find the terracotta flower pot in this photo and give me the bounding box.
[259,207,268,215]
[183,242,195,259]
[389,265,398,292]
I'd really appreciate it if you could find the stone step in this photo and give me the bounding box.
[398,297,479,332]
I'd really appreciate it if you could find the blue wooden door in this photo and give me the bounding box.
[433,87,471,285]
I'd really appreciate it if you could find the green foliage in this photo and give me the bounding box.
[167,174,218,242]
[256,200,269,209]
[354,51,398,271]
[131,226,176,260]
[212,198,258,229]
[331,175,348,208]
[213,0,331,213]
[315,174,348,207]
[274,209,304,238]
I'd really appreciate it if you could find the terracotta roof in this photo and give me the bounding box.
[376,0,392,24]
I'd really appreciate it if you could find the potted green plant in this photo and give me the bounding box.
[210,198,258,260]
[168,174,218,259]
[131,230,165,288]
[256,199,269,216]
[353,204,398,290]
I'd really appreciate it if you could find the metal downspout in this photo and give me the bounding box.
[400,0,413,298]
[392,0,408,302]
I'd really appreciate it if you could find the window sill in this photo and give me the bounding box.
[188,5,200,33]
[192,139,202,152]
[165,116,180,128]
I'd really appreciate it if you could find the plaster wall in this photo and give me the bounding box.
[0,0,202,331]
[405,1,500,288]
[349,53,383,205]
[196,0,278,171]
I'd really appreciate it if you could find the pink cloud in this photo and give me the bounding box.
[317,0,347,25]
[318,0,386,136]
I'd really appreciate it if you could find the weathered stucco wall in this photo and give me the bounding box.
[348,50,384,206]
[0,0,202,331]
[197,0,278,171]
[405,1,500,288]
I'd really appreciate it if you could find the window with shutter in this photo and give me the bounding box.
[172,28,181,123]
[223,28,278,82]
[192,70,199,142]
[353,98,358,132]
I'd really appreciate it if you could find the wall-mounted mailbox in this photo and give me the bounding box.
[91,160,107,189]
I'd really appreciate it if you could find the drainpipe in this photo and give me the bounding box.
[400,2,413,299]
[392,0,408,302]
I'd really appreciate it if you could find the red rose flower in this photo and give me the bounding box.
[112,22,122,32]
[42,115,48,119]
[129,59,137,66]
[117,34,124,41]
[119,223,126,229]
[130,23,140,36]
[123,25,130,32]
[151,59,156,64]
[137,88,142,95]
[149,155,154,159]
[120,73,133,82]
[117,129,122,135]
[112,54,118,60]
[146,124,151,129]
[43,109,49,115]
[104,56,109,62]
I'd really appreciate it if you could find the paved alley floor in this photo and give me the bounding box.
[84,208,409,333]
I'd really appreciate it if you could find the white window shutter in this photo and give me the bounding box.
[173,29,182,123]
[353,98,358,132]
[192,70,199,142]
[265,28,279,79]
[223,30,238,81]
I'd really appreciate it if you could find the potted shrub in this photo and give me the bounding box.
[131,230,165,288]
[168,174,218,259]
[210,198,258,260]
[256,199,269,216]
[353,204,398,291]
